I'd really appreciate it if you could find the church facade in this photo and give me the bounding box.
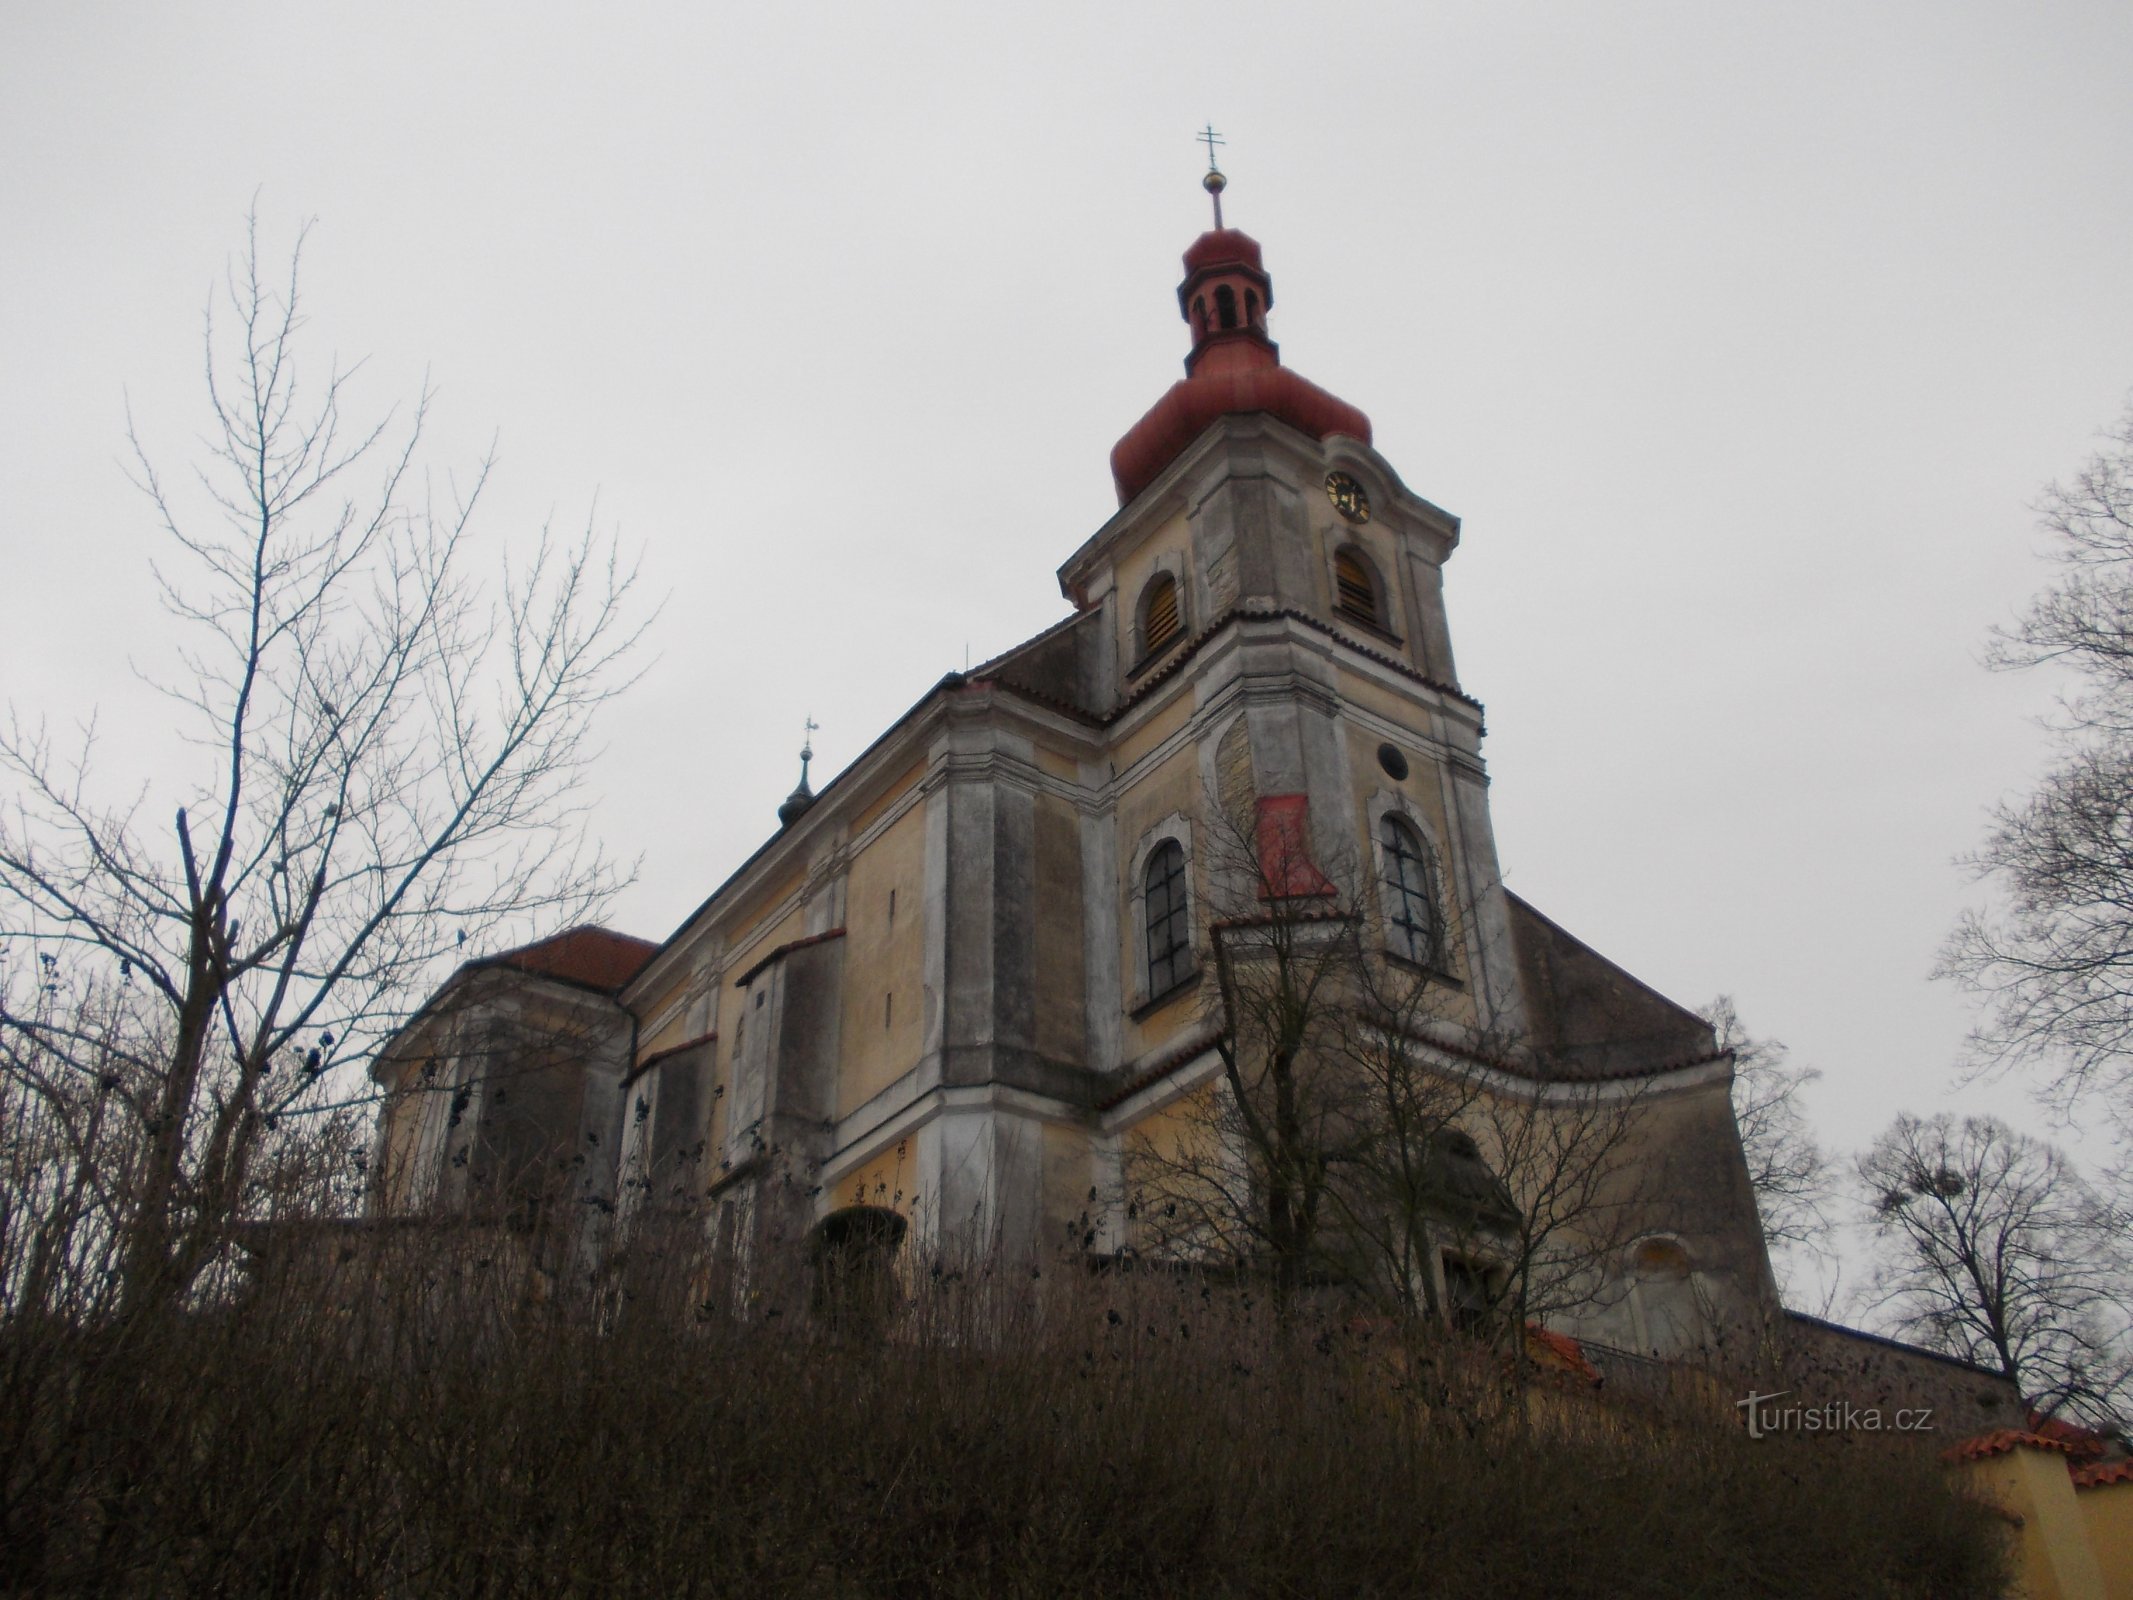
[369,190,1781,1360]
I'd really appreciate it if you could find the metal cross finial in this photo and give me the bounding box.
[801,715,819,761]
[1196,123,1229,229]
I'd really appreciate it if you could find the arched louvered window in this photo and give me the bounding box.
[1215,284,1239,330]
[1144,839,1192,997]
[1334,548,1381,627]
[1380,815,1443,969]
[1140,572,1182,657]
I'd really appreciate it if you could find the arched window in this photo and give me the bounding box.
[1193,295,1209,335]
[1144,839,1192,996]
[1215,284,1239,330]
[1139,571,1182,658]
[1334,548,1381,627]
[1245,288,1261,326]
[1380,815,1443,969]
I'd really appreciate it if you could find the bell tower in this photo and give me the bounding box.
[1178,224,1277,378]
[1107,160,1374,508]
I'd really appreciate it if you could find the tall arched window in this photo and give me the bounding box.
[1380,815,1443,969]
[1334,548,1382,628]
[1139,571,1182,658]
[1214,284,1239,330]
[1144,839,1192,996]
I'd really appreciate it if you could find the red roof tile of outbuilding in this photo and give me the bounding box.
[2072,1457,2133,1489]
[1944,1428,2090,1464]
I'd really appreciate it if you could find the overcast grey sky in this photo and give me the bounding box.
[6,2,2132,1240]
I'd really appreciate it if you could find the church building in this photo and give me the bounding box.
[368,167,1784,1360]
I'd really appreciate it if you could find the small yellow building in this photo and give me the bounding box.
[1949,1428,2133,1599]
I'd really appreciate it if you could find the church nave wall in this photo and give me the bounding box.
[837,803,932,1119]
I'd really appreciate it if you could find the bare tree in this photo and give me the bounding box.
[1123,791,1653,1341]
[1122,799,1380,1306]
[1700,997,1834,1293]
[1859,1112,2132,1432]
[1437,1072,1653,1352]
[1941,399,2133,1157]
[0,213,644,1317]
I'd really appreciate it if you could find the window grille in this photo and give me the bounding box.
[1144,839,1192,996]
[1380,815,1443,969]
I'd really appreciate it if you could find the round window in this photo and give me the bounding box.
[1376,743,1410,781]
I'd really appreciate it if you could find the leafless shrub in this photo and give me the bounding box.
[0,1165,2009,1598]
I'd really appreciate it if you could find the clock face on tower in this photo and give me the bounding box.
[1325,470,1371,524]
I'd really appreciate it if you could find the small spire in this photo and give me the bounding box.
[1197,122,1228,229]
[778,716,821,828]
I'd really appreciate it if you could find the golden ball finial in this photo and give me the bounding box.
[1202,168,1228,195]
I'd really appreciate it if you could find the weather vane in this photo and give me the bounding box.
[801,715,819,768]
[1197,122,1228,229]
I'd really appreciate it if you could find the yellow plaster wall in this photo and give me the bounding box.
[1117,741,1203,850]
[2080,1479,2133,1600]
[1958,1450,2110,1600]
[737,868,808,938]
[1123,1089,1215,1170]
[834,1135,921,1222]
[629,948,711,1057]
[848,758,927,838]
[1113,690,1194,773]
[1336,665,1440,739]
[636,993,688,1056]
[1119,1081,1227,1251]
[1344,723,1452,838]
[837,805,929,1118]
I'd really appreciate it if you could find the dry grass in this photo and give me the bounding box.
[0,1212,2013,1600]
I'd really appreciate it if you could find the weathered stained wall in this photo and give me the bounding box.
[837,803,928,1118]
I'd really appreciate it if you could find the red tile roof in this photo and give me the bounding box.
[491,926,658,992]
[1944,1428,2091,1464]
[2072,1457,2133,1489]
[1111,364,1372,505]
[1525,1325,1602,1383]
[2026,1413,2110,1455]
